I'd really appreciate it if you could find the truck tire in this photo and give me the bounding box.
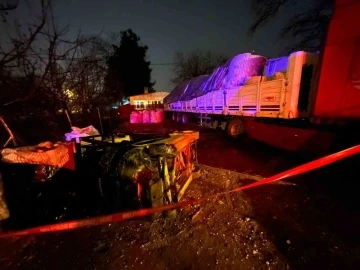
[226,118,245,138]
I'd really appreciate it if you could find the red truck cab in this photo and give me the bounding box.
[314,0,360,120]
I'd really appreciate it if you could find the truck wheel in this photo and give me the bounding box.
[227,118,245,138]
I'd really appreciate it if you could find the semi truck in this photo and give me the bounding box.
[164,0,360,155]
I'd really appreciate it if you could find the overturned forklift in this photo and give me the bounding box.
[0,116,200,231]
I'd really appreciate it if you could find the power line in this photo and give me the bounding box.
[151,63,175,66]
[0,52,175,65]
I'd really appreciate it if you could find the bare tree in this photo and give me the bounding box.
[0,0,49,111]
[0,1,47,69]
[33,19,93,115]
[65,39,107,114]
[0,0,96,117]
[172,50,227,85]
[248,0,334,52]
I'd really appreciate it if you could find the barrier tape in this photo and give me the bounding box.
[1,145,359,238]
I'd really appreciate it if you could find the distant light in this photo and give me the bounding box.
[65,89,74,98]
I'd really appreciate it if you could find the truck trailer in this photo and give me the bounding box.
[164,0,360,155]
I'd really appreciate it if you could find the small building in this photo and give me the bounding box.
[129,91,169,110]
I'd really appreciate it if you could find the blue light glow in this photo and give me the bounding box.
[263,57,289,76]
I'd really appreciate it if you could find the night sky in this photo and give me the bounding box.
[5,0,307,91]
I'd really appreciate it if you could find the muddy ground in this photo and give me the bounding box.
[0,124,359,269]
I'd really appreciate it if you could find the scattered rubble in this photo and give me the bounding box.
[0,159,359,269]
[0,165,288,269]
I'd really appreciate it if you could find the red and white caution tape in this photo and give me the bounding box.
[1,145,359,238]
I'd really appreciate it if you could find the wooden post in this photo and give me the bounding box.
[0,116,17,147]
[64,110,72,128]
[97,108,104,135]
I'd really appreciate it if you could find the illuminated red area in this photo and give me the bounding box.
[117,104,135,122]
[314,0,360,118]
[134,167,153,185]
[244,119,335,155]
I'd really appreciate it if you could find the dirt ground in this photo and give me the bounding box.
[0,165,288,270]
[0,123,359,269]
